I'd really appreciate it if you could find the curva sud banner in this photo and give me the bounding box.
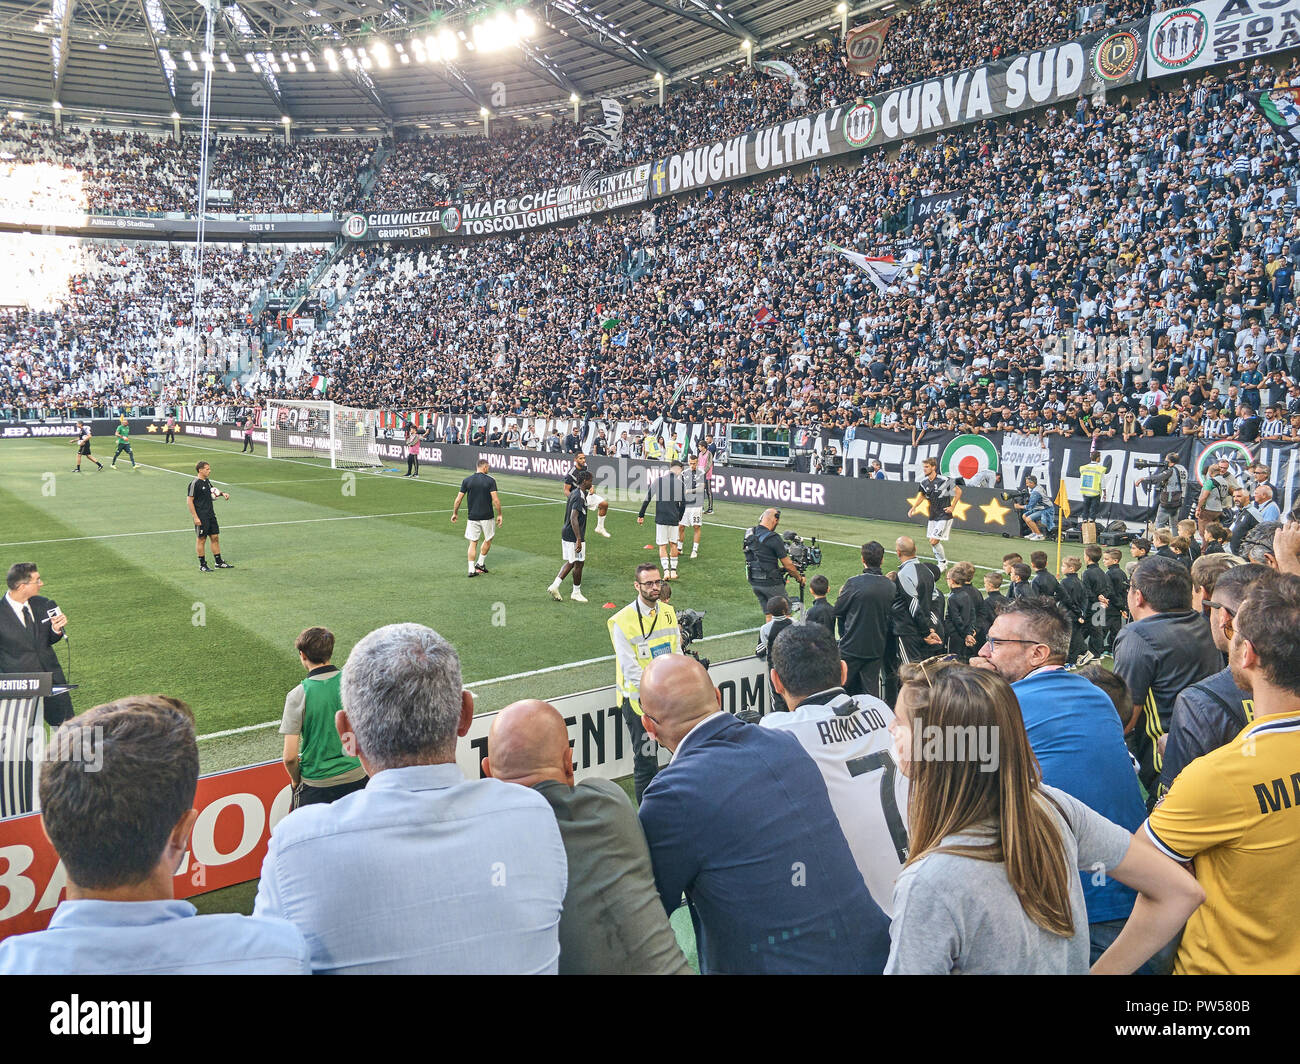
[0,656,768,942]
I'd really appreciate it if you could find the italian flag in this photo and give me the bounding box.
[940,434,998,480]
[309,375,330,394]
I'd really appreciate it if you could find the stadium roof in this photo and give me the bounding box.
[0,0,898,131]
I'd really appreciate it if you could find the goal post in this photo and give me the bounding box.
[265,399,381,469]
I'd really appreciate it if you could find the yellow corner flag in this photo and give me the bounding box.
[1055,480,1070,575]
[1054,479,1071,520]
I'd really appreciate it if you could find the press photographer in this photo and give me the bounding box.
[1135,451,1189,530]
[742,508,806,621]
[1007,476,1054,541]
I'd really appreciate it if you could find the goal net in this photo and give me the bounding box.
[265,400,381,469]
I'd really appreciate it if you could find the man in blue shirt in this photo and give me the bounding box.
[0,696,310,975]
[636,654,891,975]
[975,599,1173,973]
[254,623,568,974]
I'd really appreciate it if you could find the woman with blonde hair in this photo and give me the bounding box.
[884,660,1203,974]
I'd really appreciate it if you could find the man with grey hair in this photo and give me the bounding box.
[254,623,568,974]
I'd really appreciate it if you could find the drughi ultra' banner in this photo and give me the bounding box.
[648,25,1145,198]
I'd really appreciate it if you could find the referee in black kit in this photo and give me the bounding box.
[451,459,502,578]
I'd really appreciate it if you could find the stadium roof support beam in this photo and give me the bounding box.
[436,61,488,110]
[547,0,672,78]
[218,9,286,112]
[633,0,744,39]
[344,64,396,121]
[136,0,178,106]
[50,0,77,103]
[515,41,580,95]
[684,0,759,42]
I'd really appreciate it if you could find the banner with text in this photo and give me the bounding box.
[1146,0,1300,77]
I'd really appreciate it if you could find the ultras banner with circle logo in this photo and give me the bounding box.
[342,22,1150,243]
[1146,0,1300,77]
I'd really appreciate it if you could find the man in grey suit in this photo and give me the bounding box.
[484,698,692,975]
[0,563,73,725]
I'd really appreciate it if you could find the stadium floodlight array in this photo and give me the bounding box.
[266,400,381,469]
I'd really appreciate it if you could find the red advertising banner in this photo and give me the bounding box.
[0,761,290,941]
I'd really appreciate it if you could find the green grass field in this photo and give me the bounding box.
[0,432,1032,774]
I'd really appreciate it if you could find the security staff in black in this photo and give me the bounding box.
[743,507,805,620]
[833,540,895,699]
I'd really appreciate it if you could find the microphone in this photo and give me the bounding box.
[46,606,68,641]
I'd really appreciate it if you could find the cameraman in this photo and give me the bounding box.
[1141,451,1189,530]
[607,562,681,803]
[1014,476,1055,541]
[743,508,806,622]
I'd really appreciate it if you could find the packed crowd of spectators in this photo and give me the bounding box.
[3,522,1298,974]
[368,0,1148,208]
[0,123,377,214]
[252,57,1300,443]
[1,241,283,412]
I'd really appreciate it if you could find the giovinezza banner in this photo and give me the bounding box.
[341,164,653,242]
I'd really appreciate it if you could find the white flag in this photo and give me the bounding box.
[600,98,624,131]
[833,246,905,295]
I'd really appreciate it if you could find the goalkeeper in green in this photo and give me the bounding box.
[111,416,136,468]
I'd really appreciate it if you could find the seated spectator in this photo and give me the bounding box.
[764,623,908,915]
[1113,556,1223,802]
[885,662,1203,975]
[974,599,1167,971]
[483,699,691,975]
[1190,552,1242,618]
[636,654,891,974]
[0,696,310,975]
[254,623,567,974]
[1145,574,1300,973]
[280,626,367,807]
[1159,564,1277,799]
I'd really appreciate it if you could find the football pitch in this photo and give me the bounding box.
[1,433,1027,774]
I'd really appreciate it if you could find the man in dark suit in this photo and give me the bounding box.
[833,541,895,699]
[0,563,73,725]
[636,654,891,975]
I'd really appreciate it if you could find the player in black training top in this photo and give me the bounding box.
[187,461,232,572]
[907,456,963,572]
[451,459,502,577]
[564,452,610,537]
[549,469,591,603]
[72,422,103,472]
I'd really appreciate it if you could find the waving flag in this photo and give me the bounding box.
[846,17,891,76]
[754,306,779,327]
[755,60,799,82]
[611,328,630,347]
[1249,87,1300,145]
[831,245,906,295]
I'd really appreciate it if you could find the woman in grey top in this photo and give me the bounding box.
[884,660,1203,975]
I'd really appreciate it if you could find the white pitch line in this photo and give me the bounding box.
[195,623,761,742]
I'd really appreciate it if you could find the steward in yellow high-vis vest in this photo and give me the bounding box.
[608,570,681,801]
[1078,451,1108,540]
